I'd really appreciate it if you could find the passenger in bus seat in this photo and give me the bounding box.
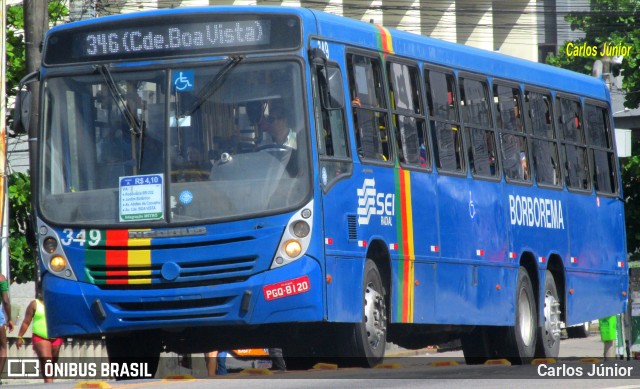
[519,151,529,181]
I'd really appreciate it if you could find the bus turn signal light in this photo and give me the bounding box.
[284,240,302,258]
[50,256,67,272]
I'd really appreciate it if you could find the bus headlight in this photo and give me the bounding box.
[284,240,302,257]
[270,200,314,269]
[50,256,67,272]
[43,237,58,253]
[37,221,78,281]
[291,221,310,238]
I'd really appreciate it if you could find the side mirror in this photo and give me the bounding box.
[11,71,39,135]
[12,90,32,135]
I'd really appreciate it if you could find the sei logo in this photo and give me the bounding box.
[357,178,395,226]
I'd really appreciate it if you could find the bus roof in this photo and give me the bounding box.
[308,9,609,101]
[47,5,608,102]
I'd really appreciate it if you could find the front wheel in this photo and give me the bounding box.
[106,332,161,380]
[341,259,387,367]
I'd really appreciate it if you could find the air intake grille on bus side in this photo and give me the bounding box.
[347,214,358,241]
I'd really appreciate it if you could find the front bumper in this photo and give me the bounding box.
[44,255,324,337]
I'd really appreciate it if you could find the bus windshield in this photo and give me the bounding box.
[39,60,309,225]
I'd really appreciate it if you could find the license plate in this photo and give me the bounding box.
[263,276,311,301]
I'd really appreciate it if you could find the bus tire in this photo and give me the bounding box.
[282,345,319,371]
[343,259,387,367]
[504,267,537,364]
[461,326,492,365]
[535,270,561,358]
[106,332,161,380]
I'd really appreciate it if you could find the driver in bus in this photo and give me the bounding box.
[260,106,297,149]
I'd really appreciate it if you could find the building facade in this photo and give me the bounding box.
[89,0,590,62]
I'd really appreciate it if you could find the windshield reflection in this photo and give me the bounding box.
[40,61,309,225]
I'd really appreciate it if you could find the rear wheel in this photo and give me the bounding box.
[503,267,537,364]
[461,326,492,365]
[341,259,387,367]
[535,270,561,358]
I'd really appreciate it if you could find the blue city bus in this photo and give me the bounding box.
[23,5,627,371]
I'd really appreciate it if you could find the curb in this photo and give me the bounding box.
[385,347,438,357]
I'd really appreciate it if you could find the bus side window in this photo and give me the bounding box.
[347,53,391,163]
[425,68,463,173]
[557,96,589,191]
[585,103,617,194]
[494,83,529,182]
[459,76,497,178]
[387,61,429,168]
[524,89,561,187]
[314,62,352,188]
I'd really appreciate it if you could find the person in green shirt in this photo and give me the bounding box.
[0,273,14,383]
[16,284,62,383]
[599,315,617,360]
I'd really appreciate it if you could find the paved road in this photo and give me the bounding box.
[5,332,638,388]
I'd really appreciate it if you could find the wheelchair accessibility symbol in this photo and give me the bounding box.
[173,70,194,92]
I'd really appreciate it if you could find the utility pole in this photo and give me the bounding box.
[23,0,49,174]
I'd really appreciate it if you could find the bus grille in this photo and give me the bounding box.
[85,255,257,290]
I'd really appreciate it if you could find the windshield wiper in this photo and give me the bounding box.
[180,55,244,118]
[96,65,143,137]
[97,65,147,172]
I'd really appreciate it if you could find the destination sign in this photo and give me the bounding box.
[43,13,301,65]
[82,20,270,57]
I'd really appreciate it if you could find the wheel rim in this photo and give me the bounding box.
[364,281,386,351]
[543,290,562,346]
[518,287,535,347]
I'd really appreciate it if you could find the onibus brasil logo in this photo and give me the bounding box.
[357,178,395,226]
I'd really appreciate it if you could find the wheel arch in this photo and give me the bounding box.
[366,239,392,313]
[519,251,540,318]
[546,255,566,322]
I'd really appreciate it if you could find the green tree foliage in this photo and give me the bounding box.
[546,0,640,108]
[5,2,67,282]
[5,4,25,97]
[548,0,640,259]
[5,1,68,127]
[8,172,34,283]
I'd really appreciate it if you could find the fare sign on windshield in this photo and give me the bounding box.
[119,174,164,222]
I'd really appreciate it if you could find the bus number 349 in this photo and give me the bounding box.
[263,276,311,301]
